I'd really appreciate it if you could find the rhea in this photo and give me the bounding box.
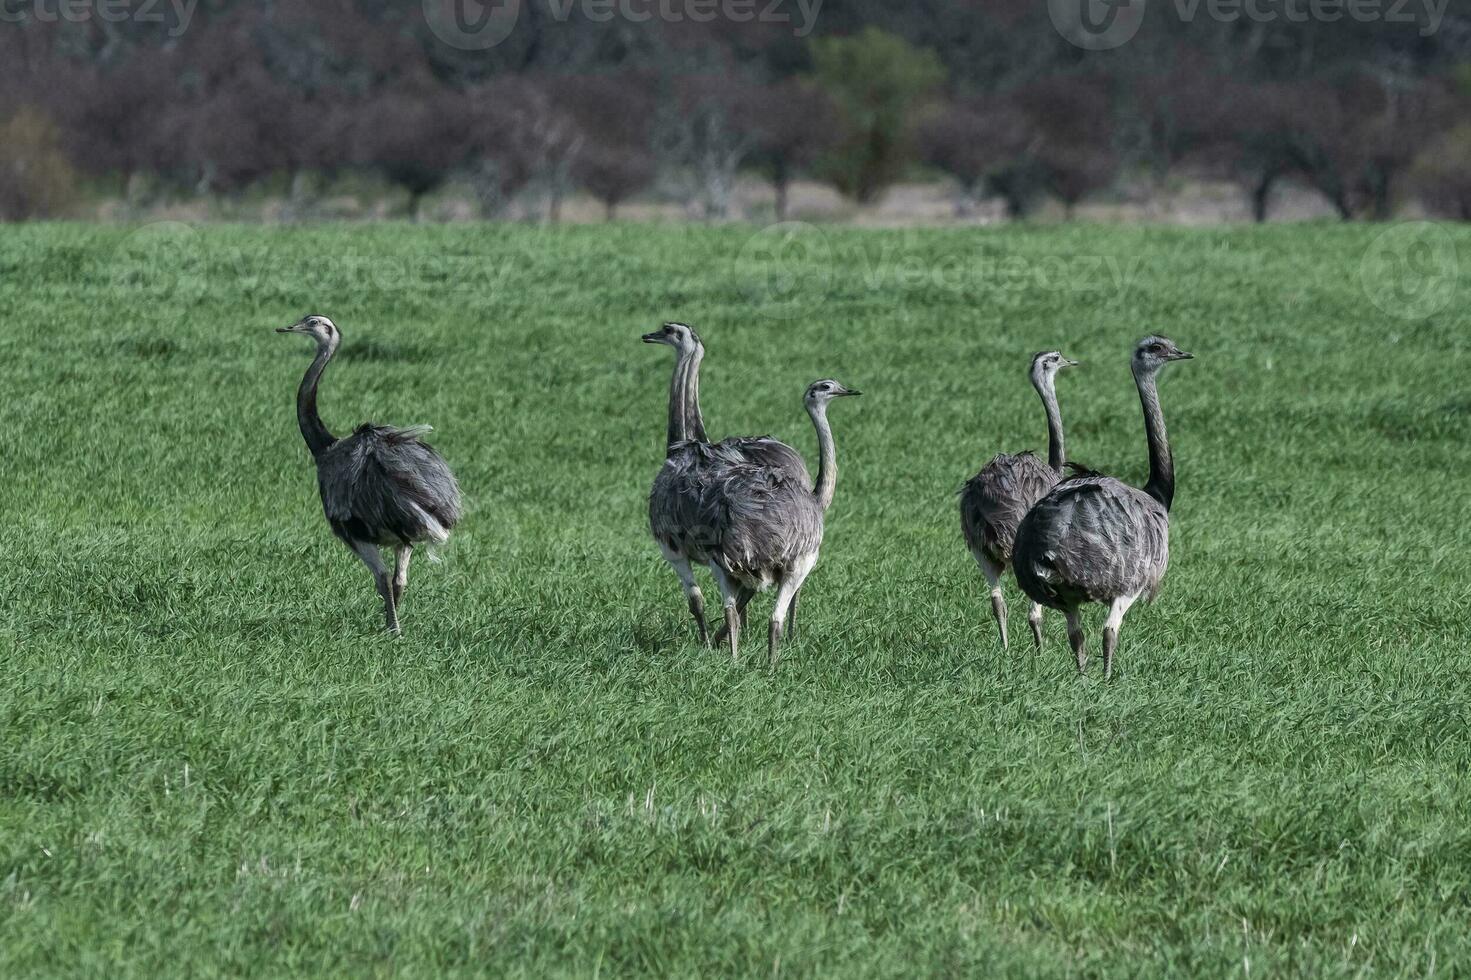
[694,379,860,666]
[278,315,462,634]
[959,350,1077,651]
[1012,336,1193,679]
[645,322,717,644]
[644,322,811,645]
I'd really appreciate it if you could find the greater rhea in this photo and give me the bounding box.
[1012,336,1193,679]
[278,315,462,634]
[645,322,715,644]
[644,322,812,646]
[694,379,860,666]
[959,350,1076,651]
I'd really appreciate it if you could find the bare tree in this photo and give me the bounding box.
[353,88,472,219]
[919,96,1037,217]
[1412,122,1471,220]
[558,74,658,220]
[0,108,78,220]
[1015,76,1120,219]
[747,80,841,221]
[661,73,758,220]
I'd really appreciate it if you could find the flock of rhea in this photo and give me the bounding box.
[278,316,1192,679]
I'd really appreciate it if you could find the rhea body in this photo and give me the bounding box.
[1012,336,1193,679]
[278,315,462,633]
[959,350,1076,651]
[685,379,861,666]
[644,322,812,646]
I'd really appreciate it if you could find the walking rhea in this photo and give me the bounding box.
[278,315,462,634]
[960,350,1077,651]
[644,322,811,645]
[1012,336,1193,679]
[696,379,860,666]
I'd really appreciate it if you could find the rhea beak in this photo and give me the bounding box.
[277,323,304,334]
[1171,351,1194,361]
[1066,359,1080,367]
[641,332,665,344]
[841,388,862,397]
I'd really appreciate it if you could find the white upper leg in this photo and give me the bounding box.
[707,563,742,610]
[1103,594,1141,632]
[971,549,1004,593]
[771,553,819,629]
[659,542,704,599]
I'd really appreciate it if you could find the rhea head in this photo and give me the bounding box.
[1132,335,1193,375]
[642,322,702,357]
[804,379,861,411]
[1030,350,1079,387]
[278,314,339,345]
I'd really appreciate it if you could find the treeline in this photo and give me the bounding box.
[1,0,1469,221]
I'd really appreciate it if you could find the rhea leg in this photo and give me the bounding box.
[1101,594,1140,681]
[972,551,1008,650]
[1028,603,1045,651]
[662,546,710,647]
[769,554,817,669]
[786,588,801,639]
[393,545,413,606]
[711,587,756,647]
[348,539,398,634]
[709,565,743,661]
[1065,608,1085,674]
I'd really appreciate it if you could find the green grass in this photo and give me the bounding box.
[2,221,1469,976]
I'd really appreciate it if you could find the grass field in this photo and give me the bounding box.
[2,220,1469,976]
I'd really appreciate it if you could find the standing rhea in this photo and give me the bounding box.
[644,322,714,644]
[960,350,1077,651]
[644,322,811,646]
[278,315,462,634]
[1012,336,1193,679]
[696,379,860,666]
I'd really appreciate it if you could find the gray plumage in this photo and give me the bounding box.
[643,322,812,648]
[694,379,859,666]
[1012,335,1193,679]
[279,314,461,634]
[960,451,1058,566]
[317,424,461,547]
[959,351,1075,650]
[1012,476,1168,611]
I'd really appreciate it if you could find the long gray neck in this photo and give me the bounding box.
[681,345,708,445]
[665,346,692,455]
[298,334,338,459]
[1032,370,1065,473]
[1134,366,1174,510]
[810,402,839,511]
